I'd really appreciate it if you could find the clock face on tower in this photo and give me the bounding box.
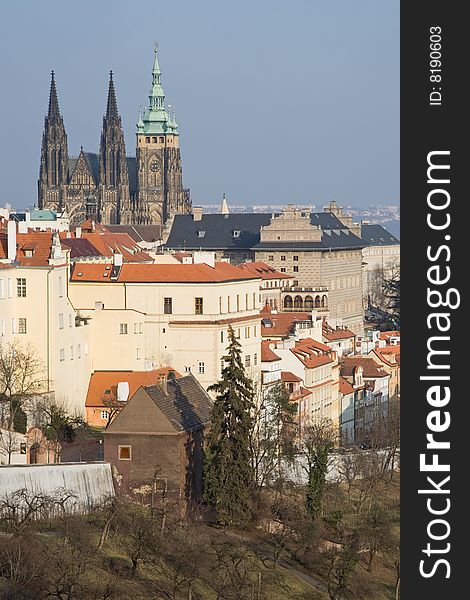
[149,160,160,173]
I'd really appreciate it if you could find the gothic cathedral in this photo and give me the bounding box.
[37,46,191,225]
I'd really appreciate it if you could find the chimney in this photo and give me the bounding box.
[158,373,168,395]
[117,381,129,402]
[192,207,203,222]
[113,251,123,267]
[76,226,82,238]
[7,221,16,262]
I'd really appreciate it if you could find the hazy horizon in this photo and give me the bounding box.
[0,0,399,211]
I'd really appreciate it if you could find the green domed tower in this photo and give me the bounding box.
[135,44,191,224]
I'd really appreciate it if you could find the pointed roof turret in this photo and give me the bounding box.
[106,70,119,119]
[48,70,61,120]
[138,43,172,135]
[220,193,230,215]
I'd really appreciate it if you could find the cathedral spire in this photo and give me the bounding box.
[149,43,166,112]
[106,70,119,119]
[48,70,61,120]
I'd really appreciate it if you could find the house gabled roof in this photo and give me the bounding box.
[164,212,365,252]
[143,374,212,432]
[340,357,389,379]
[238,261,294,281]
[261,340,281,362]
[70,260,260,283]
[85,368,179,408]
[322,322,356,342]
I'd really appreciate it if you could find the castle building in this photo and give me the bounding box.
[38,46,191,226]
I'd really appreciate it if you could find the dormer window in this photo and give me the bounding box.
[197,230,206,238]
[232,230,241,238]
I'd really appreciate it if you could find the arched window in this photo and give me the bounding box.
[304,295,314,309]
[284,295,293,309]
[294,295,303,309]
[315,295,321,308]
[322,295,328,307]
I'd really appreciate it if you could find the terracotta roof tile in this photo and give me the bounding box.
[261,340,281,362]
[322,322,356,341]
[340,357,389,379]
[260,309,314,338]
[71,261,260,283]
[281,371,302,382]
[85,368,179,408]
[339,376,355,395]
[238,261,294,280]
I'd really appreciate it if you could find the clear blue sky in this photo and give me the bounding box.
[0,0,399,210]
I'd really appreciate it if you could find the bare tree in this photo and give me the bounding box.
[0,340,46,439]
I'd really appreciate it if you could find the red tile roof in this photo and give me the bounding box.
[238,261,294,280]
[339,376,355,395]
[290,338,335,368]
[261,340,281,362]
[0,230,62,266]
[85,368,179,408]
[373,345,401,366]
[322,322,355,341]
[71,261,260,283]
[260,309,314,338]
[380,330,400,343]
[340,357,389,379]
[281,371,302,383]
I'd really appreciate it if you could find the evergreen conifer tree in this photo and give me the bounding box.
[204,325,255,526]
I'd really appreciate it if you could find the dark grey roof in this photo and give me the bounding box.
[10,213,26,222]
[61,237,102,258]
[164,212,364,252]
[106,224,163,242]
[68,152,100,185]
[144,374,212,432]
[361,224,400,246]
[126,157,138,195]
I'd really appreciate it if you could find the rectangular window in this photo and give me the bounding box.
[293,265,299,272]
[219,296,222,313]
[268,255,274,262]
[146,136,150,143]
[77,344,81,359]
[18,318,27,334]
[69,314,73,327]
[245,355,251,368]
[253,325,257,337]
[254,352,258,366]
[139,323,143,334]
[281,268,286,273]
[152,136,157,143]
[16,278,26,297]
[0,279,4,299]
[70,346,73,360]
[253,292,256,308]
[164,297,173,314]
[118,445,132,460]
[119,323,128,334]
[220,359,225,374]
[245,326,250,338]
[198,361,205,374]
[58,276,64,298]
[60,348,65,362]
[220,330,224,344]
[245,293,249,310]
[184,366,191,372]
[136,348,141,360]
[236,295,240,311]
[195,297,203,315]
[227,296,231,312]
[59,313,64,329]
[293,255,299,261]
[101,410,109,420]
[280,255,286,261]
[7,278,13,298]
